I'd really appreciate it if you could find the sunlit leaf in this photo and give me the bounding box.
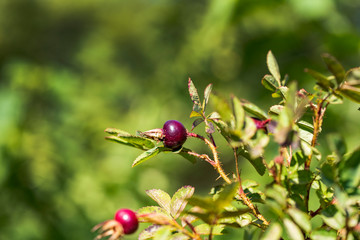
[260,222,282,240]
[178,148,197,164]
[310,229,337,240]
[269,105,284,115]
[241,100,268,119]
[146,189,172,213]
[138,225,163,240]
[169,233,190,240]
[305,68,335,91]
[287,208,311,233]
[105,135,155,150]
[320,205,345,230]
[232,96,245,133]
[283,218,304,240]
[267,50,281,85]
[194,224,225,235]
[190,111,202,118]
[137,206,173,225]
[132,147,160,167]
[170,186,195,218]
[338,82,360,103]
[153,226,172,240]
[238,147,266,176]
[207,111,221,119]
[262,74,279,92]
[322,53,345,85]
[203,83,213,110]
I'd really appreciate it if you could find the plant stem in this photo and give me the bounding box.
[188,132,232,184]
[234,148,269,226]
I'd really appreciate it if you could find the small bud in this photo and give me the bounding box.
[139,128,164,141]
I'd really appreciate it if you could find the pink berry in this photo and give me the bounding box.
[163,120,187,150]
[114,209,139,235]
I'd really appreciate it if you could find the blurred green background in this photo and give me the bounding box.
[0,0,359,239]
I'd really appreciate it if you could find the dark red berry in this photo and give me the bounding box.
[114,209,139,235]
[163,120,187,150]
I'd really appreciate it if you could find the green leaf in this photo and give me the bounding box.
[214,182,239,210]
[266,184,287,208]
[178,148,197,164]
[194,224,225,235]
[327,134,346,157]
[232,96,245,133]
[238,147,266,176]
[320,205,345,230]
[267,50,281,86]
[132,147,160,167]
[262,74,279,92]
[203,83,213,110]
[139,225,163,240]
[287,208,311,233]
[218,208,251,219]
[188,78,202,112]
[269,105,283,115]
[310,229,337,240]
[305,68,335,91]
[241,99,268,119]
[104,128,132,136]
[191,118,204,130]
[170,185,195,218]
[207,111,221,119]
[338,82,360,103]
[137,207,174,225]
[322,53,345,85]
[105,135,155,150]
[298,129,313,145]
[297,120,314,132]
[211,94,233,123]
[169,233,190,240]
[339,146,360,190]
[283,218,304,240]
[260,222,282,240]
[146,189,172,213]
[187,196,215,211]
[153,226,172,240]
[190,111,202,118]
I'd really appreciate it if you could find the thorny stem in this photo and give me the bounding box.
[234,148,270,226]
[187,132,232,184]
[304,94,330,213]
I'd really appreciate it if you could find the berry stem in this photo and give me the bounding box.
[187,132,232,184]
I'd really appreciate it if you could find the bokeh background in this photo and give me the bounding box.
[0,0,359,239]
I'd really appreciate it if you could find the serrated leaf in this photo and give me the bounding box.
[188,78,202,110]
[146,189,172,213]
[153,226,172,240]
[310,229,337,240]
[203,83,213,110]
[241,100,268,119]
[260,222,282,240]
[170,186,195,218]
[237,147,266,176]
[305,68,335,91]
[177,148,197,164]
[232,96,245,133]
[262,74,279,92]
[194,224,225,235]
[267,50,281,85]
[138,225,163,240]
[132,147,160,167]
[299,128,313,145]
[287,208,311,233]
[322,53,345,85]
[283,218,304,240]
